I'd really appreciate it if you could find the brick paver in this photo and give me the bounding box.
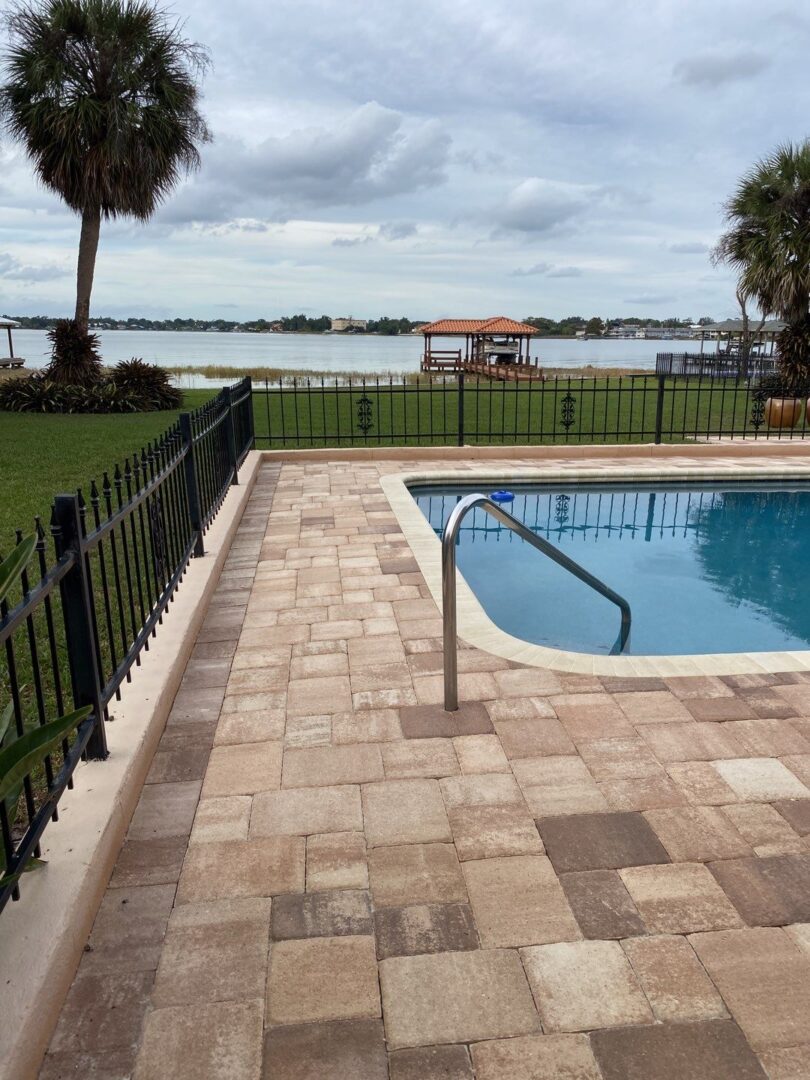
[40,458,810,1078]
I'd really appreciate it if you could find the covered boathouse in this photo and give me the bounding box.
[420,316,542,380]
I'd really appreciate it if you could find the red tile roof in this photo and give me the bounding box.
[420,316,539,335]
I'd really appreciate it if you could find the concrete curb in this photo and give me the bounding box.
[0,450,262,1080]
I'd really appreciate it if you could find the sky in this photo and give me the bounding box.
[0,0,807,322]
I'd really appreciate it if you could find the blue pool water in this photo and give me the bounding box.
[411,482,810,656]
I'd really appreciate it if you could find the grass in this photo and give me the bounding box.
[0,390,211,549]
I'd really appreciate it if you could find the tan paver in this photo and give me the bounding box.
[306,832,368,891]
[250,785,362,836]
[644,806,752,862]
[381,738,460,779]
[134,1000,263,1080]
[368,843,467,907]
[689,927,810,1050]
[286,675,353,716]
[621,934,728,1022]
[202,741,282,797]
[520,939,653,1032]
[511,756,609,816]
[463,856,580,947]
[448,804,543,861]
[470,1034,602,1080]
[379,950,541,1049]
[362,778,452,847]
[176,837,305,903]
[453,734,510,773]
[266,936,380,1025]
[713,758,810,801]
[283,744,384,787]
[619,862,744,933]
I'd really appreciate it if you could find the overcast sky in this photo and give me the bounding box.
[0,0,807,321]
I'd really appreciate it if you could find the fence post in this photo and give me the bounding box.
[222,386,239,485]
[179,413,205,558]
[52,494,108,760]
[653,374,666,444]
[457,371,465,446]
[245,376,255,450]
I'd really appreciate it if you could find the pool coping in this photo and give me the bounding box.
[381,458,810,678]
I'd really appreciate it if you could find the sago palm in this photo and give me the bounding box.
[714,141,810,391]
[0,0,210,331]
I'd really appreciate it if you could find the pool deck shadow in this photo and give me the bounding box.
[38,454,810,1080]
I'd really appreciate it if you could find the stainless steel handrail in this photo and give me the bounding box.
[442,493,632,711]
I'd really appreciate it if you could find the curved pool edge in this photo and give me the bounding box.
[380,461,810,678]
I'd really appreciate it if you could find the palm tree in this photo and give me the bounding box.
[713,141,810,392]
[0,0,210,332]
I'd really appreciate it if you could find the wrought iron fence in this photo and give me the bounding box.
[252,372,807,448]
[655,352,777,378]
[0,377,253,913]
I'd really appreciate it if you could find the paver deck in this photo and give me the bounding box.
[40,457,810,1079]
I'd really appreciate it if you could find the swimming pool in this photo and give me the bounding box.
[410,481,810,656]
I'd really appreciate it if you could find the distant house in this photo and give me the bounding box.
[331,317,368,332]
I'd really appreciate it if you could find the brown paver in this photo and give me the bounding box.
[399,701,493,738]
[537,811,669,872]
[644,806,752,862]
[379,949,541,1048]
[271,889,373,939]
[520,939,653,1031]
[374,903,478,958]
[774,797,810,834]
[470,1034,602,1080]
[389,1044,473,1080]
[267,936,381,1025]
[559,870,646,939]
[708,854,810,925]
[590,1019,768,1080]
[263,1020,388,1080]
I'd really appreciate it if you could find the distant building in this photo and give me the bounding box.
[331,317,368,332]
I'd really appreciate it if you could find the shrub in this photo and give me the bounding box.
[45,320,104,386]
[0,374,169,414]
[110,358,182,410]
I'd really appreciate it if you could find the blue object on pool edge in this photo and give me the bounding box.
[490,490,515,503]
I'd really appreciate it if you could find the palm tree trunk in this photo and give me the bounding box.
[75,207,101,333]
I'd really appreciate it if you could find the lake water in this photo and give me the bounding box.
[9,329,693,387]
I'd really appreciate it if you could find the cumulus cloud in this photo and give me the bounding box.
[0,253,67,282]
[668,241,709,254]
[496,178,593,234]
[674,50,770,87]
[162,102,451,225]
[332,235,375,247]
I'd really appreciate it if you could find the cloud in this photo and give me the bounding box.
[0,253,67,282]
[162,102,451,225]
[674,50,770,87]
[623,293,677,305]
[668,241,709,254]
[332,235,375,247]
[510,262,583,278]
[378,222,417,240]
[496,178,593,234]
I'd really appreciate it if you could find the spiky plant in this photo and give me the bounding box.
[111,357,182,409]
[713,141,810,394]
[0,0,211,332]
[45,319,103,385]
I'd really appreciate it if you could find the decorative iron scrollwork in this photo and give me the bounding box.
[555,493,571,526]
[356,394,375,434]
[149,494,167,582]
[560,392,577,430]
[750,389,767,429]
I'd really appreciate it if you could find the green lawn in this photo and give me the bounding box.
[0,390,211,549]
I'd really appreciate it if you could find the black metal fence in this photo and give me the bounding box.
[0,377,253,913]
[252,372,807,448]
[655,352,777,378]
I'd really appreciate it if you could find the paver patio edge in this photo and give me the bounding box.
[0,451,262,1080]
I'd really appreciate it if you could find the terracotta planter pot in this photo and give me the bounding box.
[766,397,803,429]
